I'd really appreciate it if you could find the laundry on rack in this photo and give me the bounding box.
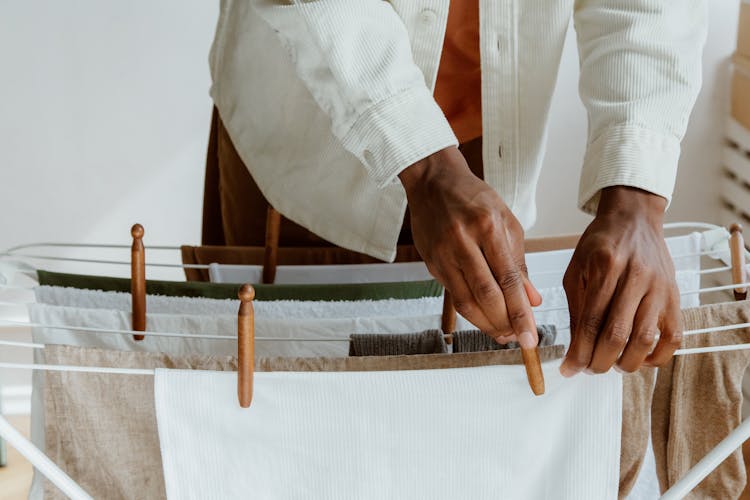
[34,285,448,319]
[180,244,424,281]
[154,357,622,499]
[27,303,474,499]
[348,330,449,356]
[452,325,558,353]
[36,270,444,301]
[41,344,565,500]
[652,301,750,498]
[192,232,703,289]
[206,261,433,285]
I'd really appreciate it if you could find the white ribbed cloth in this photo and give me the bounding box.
[33,286,447,319]
[155,363,622,500]
[207,261,432,284]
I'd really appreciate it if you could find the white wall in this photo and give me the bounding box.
[0,1,740,249]
[0,1,742,403]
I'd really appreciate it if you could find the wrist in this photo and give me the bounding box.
[596,186,666,227]
[398,147,468,194]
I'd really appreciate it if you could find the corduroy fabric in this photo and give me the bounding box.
[452,325,557,353]
[348,330,448,356]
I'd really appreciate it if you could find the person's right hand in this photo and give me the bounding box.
[398,147,542,347]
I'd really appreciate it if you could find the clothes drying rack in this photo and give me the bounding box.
[0,218,749,499]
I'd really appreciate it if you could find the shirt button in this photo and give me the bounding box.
[420,9,437,24]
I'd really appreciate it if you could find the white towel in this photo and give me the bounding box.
[205,233,701,291]
[155,363,622,500]
[33,286,447,319]
[208,261,433,284]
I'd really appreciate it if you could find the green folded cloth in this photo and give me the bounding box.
[36,270,443,302]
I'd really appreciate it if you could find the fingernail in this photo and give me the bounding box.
[613,365,624,374]
[559,362,578,378]
[518,331,536,349]
[494,335,512,344]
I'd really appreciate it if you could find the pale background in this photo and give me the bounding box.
[0,1,743,400]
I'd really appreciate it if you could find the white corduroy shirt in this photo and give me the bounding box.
[209,0,707,261]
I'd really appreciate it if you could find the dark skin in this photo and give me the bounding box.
[399,146,683,375]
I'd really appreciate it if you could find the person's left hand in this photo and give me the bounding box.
[560,186,683,376]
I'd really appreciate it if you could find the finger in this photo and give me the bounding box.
[438,262,499,336]
[525,280,543,307]
[561,269,617,377]
[588,277,645,374]
[482,235,537,348]
[617,293,660,372]
[562,266,584,343]
[514,244,543,307]
[455,244,513,337]
[646,293,682,366]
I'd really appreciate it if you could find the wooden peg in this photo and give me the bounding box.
[238,284,256,408]
[131,224,146,341]
[730,223,747,301]
[263,207,281,284]
[522,347,545,396]
[441,290,456,345]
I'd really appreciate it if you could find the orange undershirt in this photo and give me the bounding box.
[433,1,482,144]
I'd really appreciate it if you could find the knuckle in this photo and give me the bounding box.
[636,327,658,348]
[605,323,631,347]
[581,316,604,340]
[591,247,626,270]
[451,298,473,317]
[665,329,684,347]
[473,280,501,302]
[508,308,529,325]
[475,211,497,232]
[498,270,523,291]
[446,221,464,239]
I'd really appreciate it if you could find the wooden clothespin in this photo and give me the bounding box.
[443,288,544,395]
[441,290,456,345]
[263,207,281,284]
[131,224,146,341]
[238,284,256,408]
[730,223,747,301]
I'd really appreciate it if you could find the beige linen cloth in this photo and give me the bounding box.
[41,302,750,499]
[44,346,566,499]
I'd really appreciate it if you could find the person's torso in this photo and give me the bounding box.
[209,0,575,260]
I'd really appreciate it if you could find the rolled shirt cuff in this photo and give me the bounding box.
[341,86,459,188]
[578,124,682,215]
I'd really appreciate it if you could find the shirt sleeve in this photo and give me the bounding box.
[251,0,458,188]
[573,0,708,213]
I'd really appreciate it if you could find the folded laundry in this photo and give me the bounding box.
[348,330,448,356]
[36,270,444,302]
[451,325,558,353]
[34,285,447,319]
